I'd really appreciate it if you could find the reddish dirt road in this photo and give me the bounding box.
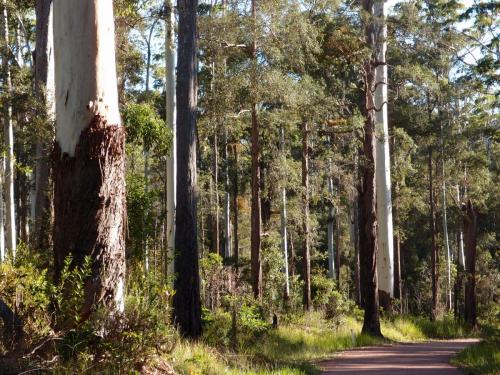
[320,339,479,375]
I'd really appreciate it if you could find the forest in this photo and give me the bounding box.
[0,0,498,374]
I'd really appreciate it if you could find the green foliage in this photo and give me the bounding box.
[451,340,500,375]
[123,102,171,155]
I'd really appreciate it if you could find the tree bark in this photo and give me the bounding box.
[173,0,202,338]
[34,0,55,252]
[250,0,262,300]
[373,0,394,312]
[428,149,439,321]
[463,199,477,327]
[302,122,311,311]
[232,144,239,268]
[3,0,17,259]
[360,0,382,337]
[165,0,176,278]
[280,128,290,300]
[53,0,126,319]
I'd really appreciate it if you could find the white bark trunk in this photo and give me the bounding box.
[457,184,465,269]
[441,125,452,311]
[165,0,176,276]
[374,0,394,298]
[280,128,290,297]
[3,0,17,259]
[53,0,124,312]
[54,0,121,156]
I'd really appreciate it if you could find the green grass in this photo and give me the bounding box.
[168,313,474,374]
[451,340,500,375]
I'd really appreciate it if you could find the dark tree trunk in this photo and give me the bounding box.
[302,122,311,311]
[360,0,382,338]
[212,131,220,254]
[250,0,262,300]
[232,145,239,268]
[463,199,477,327]
[260,163,271,229]
[34,0,53,251]
[250,104,262,299]
[393,185,402,304]
[0,298,23,352]
[173,0,202,338]
[53,116,126,320]
[335,213,341,284]
[428,150,439,321]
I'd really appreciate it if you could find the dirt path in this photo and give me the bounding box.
[320,339,479,375]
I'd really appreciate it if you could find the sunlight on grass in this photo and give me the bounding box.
[451,340,500,375]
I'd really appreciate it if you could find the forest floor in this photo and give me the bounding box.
[319,339,480,375]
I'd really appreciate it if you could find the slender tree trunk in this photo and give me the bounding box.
[224,129,231,258]
[428,149,439,321]
[3,0,16,259]
[327,153,336,279]
[393,183,402,304]
[165,0,176,277]
[34,0,54,252]
[250,0,262,300]
[463,199,477,327]
[439,121,452,311]
[53,0,126,318]
[232,144,239,268]
[373,0,394,311]
[0,157,4,261]
[280,128,290,300]
[212,130,220,254]
[360,0,382,337]
[352,155,361,306]
[173,0,202,338]
[302,122,311,311]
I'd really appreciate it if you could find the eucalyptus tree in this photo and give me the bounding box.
[53,0,126,316]
[173,0,202,338]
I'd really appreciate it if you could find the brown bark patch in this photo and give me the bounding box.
[53,115,126,320]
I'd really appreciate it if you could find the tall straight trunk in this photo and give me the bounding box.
[250,0,262,300]
[373,0,394,311]
[302,122,311,311]
[53,0,126,318]
[360,0,382,337]
[165,0,176,277]
[335,212,341,283]
[224,129,231,258]
[232,145,239,268]
[440,123,452,311]
[393,183,402,302]
[212,130,220,254]
[173,0,202,338]
[463,199,477,327]
[3,0,16,259]
[34,0,54,253]
[280,128,290,300]
[428,149,439,321]
[352,154,361,305]
[327,153,336,279]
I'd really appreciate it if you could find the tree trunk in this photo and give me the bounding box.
[53,0,126,319]
[373,0,394,312]
[360,0,382,337]
[232,144,239,268]
[224,129,231,258]
[428,149,439,321]
[165,0,176,277]
[280,128,290,300]
[173,0,202,338]
[302,122,311,311]
[250,0,262,300]
[0,158,5,261]
[34,0,55,252]
[327,153,336,279]
[393,183,402,304]
[212,130,220,254]
[3,0,17,259]
[463,199,477,327]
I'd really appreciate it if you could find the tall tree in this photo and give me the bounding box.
[373,0,394,310]
[302,121,311,311]
[173,0,202,338]
[165,0,176,277]
[34,0,55,251]
[2,0,16,259]
[360,0,382,337]
[53,0,126,317]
